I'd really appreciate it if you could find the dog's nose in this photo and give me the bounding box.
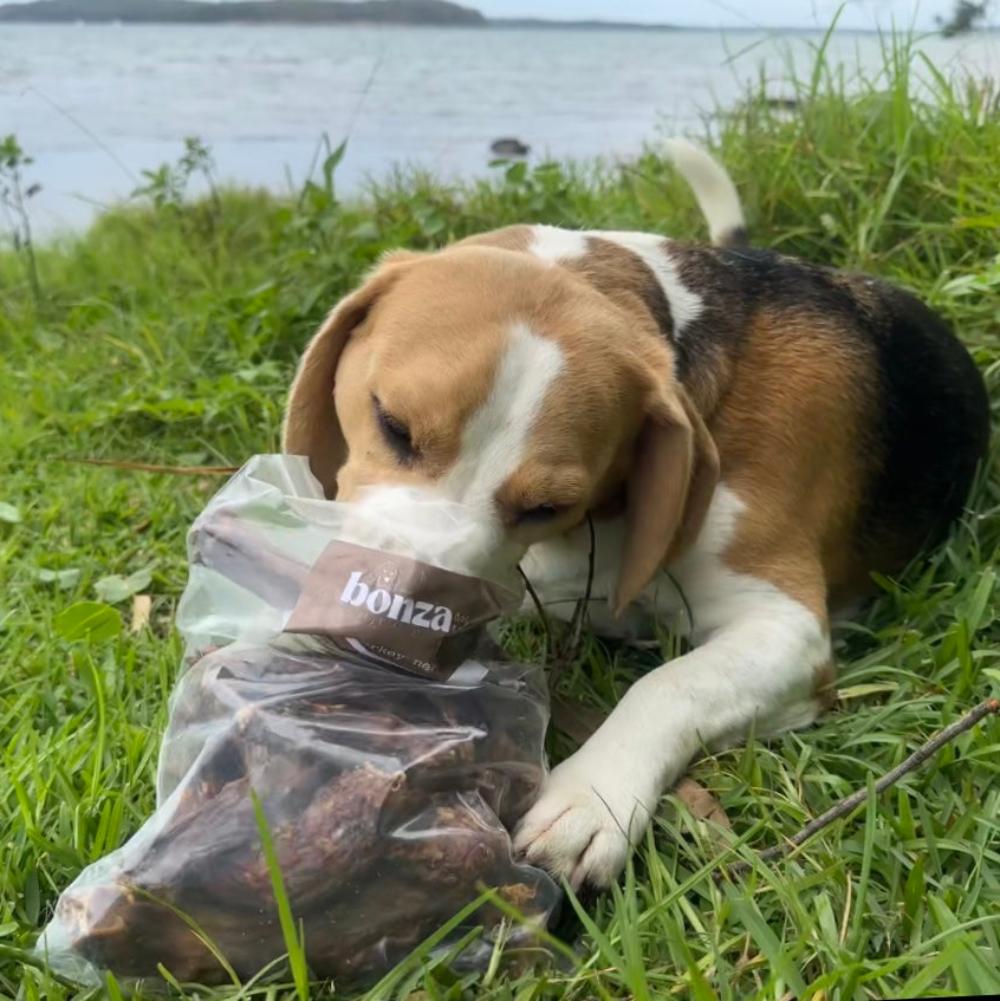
[343,485,524,583]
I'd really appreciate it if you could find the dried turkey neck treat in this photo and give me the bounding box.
[39,455,560,987]
[159,645,547,828]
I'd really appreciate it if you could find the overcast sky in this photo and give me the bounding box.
[476,1,966,30]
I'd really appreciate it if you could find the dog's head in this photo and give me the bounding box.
[282,235,718,611]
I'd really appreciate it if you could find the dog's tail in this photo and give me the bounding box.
[663,138,747,248]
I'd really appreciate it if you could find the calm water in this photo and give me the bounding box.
[1,23,999,234]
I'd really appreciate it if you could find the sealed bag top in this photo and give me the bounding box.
[178,455,526,679]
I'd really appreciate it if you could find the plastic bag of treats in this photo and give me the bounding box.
[38,455,560,986]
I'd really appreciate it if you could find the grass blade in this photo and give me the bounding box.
[250,788,311,1000]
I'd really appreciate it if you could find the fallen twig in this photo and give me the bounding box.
[543,514,597,687]
[61,458,239,476]
[517,565,553,666]
[724,697,1000,878]
[555,514,596,682]
[517,513,596,680]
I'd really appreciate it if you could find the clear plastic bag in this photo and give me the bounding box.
[38,456,559,986]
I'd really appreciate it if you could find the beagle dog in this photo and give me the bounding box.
[281,140,989,889]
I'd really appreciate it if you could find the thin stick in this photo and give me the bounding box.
[550,514,597,686]
[61,458,239,476]
[517,564,553,667]
[568,514,597,655]
[518,513,597,677]
[725,698,1000,877]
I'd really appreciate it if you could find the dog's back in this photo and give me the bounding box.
[666,147,990,592]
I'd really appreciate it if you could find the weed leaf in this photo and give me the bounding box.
[54,601,121,644]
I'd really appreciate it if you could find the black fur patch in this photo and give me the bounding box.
[655,243,989,570]
[715,225,749,249]
[856,285,989,563]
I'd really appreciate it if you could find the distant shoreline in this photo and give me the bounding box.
[3,19,997,35]
[2,23,996,36]
[2,0,994,33]
[2,18,988,36]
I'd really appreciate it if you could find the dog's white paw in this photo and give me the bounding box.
[513,753,657,889]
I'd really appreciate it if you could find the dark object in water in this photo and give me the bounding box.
[490,137,530,157]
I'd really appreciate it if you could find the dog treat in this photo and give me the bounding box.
[39,456,559,986]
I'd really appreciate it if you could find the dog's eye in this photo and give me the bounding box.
[373,396,415,462]
[517,503,562,526]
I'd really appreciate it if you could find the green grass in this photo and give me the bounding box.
[2,30,1000,1001]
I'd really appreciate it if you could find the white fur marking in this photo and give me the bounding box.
[443,321,564,508]
[663,137,745,244]
[528,224,588,264]
[515,483,830,887]
[528,224,704,337]
[597,230,704,336]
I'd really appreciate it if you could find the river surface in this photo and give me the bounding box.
[1,22,998,234]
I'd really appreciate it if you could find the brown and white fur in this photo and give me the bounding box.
[282,140,989,889]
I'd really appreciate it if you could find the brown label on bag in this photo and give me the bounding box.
[283,541,520,679]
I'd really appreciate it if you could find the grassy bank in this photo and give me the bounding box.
[2,33,999,1001]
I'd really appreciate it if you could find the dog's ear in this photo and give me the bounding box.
[613,385,719,614]
[281,253,417,496]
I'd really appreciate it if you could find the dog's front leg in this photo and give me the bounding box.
[514,594,831,888]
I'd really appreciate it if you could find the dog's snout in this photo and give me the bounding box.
[344,485,524,582]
